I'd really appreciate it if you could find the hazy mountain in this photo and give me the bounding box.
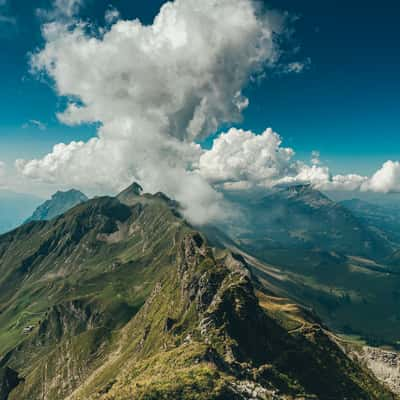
[25,189,88,223]
[219,184,393,261]
[0,190,42,234]
[341,198,400,247]
[0,184,391,399]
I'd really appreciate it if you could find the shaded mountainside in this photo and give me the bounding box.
[25,189,88,223]
[0,184,394,399]
[204,224,400,348]
[220,185,393,261]
[341,199,400,249]
[201,186,400,348]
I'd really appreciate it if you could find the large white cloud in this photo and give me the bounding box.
[361,161,400,193]
[198,127,400,194]
[198,127,352,190]
[18,0,289,224]
[199,128,296,188]
[20,0,400,222]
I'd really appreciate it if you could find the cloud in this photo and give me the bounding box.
[281,58,311,74]
[198,128,336,190]
[104,6,120,25]
[22,119,47,131]
[0,0,16,28]
[0,15,15,24]
[311,150,320,165]
[361,161,400,193]
[19,0,291,224]
[199,128,295,188]
[37,0,83,21]
[198,127,400,194]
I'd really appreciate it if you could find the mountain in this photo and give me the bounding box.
[203,185,400,347]
[219,184,393,261]
[0,190,42,234]
[341,198,400,248]
[25,189,88,223]
[0,184,393,399]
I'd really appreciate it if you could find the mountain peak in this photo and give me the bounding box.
[116,182,145,206]
[25,189,88,223]
[285,183,313,194]
[274,183,328,204]
[51,189,87,200]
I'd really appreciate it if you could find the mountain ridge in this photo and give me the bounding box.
[0,184,394,399]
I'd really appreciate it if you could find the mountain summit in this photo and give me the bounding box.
[25,189,88,223]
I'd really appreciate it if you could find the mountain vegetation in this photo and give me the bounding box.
[0,184,394,399]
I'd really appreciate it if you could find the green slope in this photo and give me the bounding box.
[0,185,394,399]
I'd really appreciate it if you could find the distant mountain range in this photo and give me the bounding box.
[0,183,394,399]
[341,198,400,248]
[25,189,88,223]
[217,184,394,261]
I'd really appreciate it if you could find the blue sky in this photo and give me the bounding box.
[0,0,399,181]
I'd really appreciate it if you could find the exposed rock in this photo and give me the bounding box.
[355,346,400,395]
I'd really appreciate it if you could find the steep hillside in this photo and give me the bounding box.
[0,185,393,399]
[25,189,88,223]
[201,186,400,347]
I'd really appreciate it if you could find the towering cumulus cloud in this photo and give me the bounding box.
[18,0,285,224]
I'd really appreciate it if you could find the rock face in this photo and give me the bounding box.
[355,346,400,395]
[0,186,395,399]
[25,189,88,223]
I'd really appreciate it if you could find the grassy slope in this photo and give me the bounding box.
[243,248,400,347]
[0,189,394,399]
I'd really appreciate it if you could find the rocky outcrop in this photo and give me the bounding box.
[355,346,400,395]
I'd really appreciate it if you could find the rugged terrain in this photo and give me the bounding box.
[0,184,394,399]
[352,346,400,395]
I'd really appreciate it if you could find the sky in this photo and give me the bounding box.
[0,0,399,221]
